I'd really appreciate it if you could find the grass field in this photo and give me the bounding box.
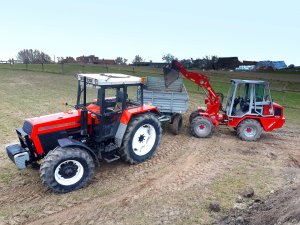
[0,64,299,224]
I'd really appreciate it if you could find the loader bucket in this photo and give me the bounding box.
[163,65,180,87]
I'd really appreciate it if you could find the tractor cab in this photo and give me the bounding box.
[226,79,274,118]
[75,73,145,142]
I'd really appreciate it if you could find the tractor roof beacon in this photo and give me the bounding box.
[5,73,162,193]
[164,60,285,141]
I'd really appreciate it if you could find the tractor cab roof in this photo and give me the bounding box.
[77,73,142,86]
[231,79,269,85]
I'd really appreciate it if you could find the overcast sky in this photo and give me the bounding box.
[0,0,299,65]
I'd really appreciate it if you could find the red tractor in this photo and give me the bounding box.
[6,73,162,192]
[164,60,285,141]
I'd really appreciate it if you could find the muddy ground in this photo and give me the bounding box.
[0,113,299,225]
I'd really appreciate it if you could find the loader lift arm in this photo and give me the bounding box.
[164,60,222,121]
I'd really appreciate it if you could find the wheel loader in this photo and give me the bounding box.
[164,60,285,140]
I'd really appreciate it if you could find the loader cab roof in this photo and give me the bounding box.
[230,79,269,85]
[77,73,142,86]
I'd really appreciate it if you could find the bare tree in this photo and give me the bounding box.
[162,53,177,63]
[17,49,51,64]
[115,57,128,65]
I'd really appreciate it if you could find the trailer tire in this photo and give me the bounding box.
[119,113,162,164]
[237,119,262,141]
[170,113,183,135]
[189,110,200,124]
[40,147,95,193]
[190,116,213,138]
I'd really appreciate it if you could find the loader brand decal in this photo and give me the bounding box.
[38,121,80,132]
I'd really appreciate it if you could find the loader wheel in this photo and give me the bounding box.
[40,147,95,193]
[119,113,162,164]
[189,110,200,124]
[170,113,183,135]
[237,119,262,141]
[190,116,213,138]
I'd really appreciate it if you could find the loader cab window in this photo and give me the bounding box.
[230,83,251,117]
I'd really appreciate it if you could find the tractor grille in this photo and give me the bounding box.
[22,121,33,135]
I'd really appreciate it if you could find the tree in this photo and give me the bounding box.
[162,53,176,63]
[132,55,144,64]
[17,49,51,64]
[179,58,192,68]
[115,57,128,65]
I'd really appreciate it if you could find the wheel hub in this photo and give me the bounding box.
[246,127,252,133]
[138,134,145,143]
[199,124,205,129]
[59,161,78,179]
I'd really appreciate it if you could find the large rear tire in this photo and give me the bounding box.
[170,113,183,135]
[237,119,262,141]
[190,116,213,138]
[40,147,95,193]
[119,113,162,164]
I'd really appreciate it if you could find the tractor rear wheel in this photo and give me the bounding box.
[119,113,162,164]
[189,110,200,124]
[237,119,263,141]
[190,116,213,138]
[170,113,183,135]
[40,147,95,193]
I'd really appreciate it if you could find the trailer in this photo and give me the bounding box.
[142,77,189,134]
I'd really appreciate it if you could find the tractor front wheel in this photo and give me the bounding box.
[190,116,213,138]
[189,110,200,124]
[119,113,162,164]
[170,113,183,135]
[237,119,263,141]
[40,147,95,193]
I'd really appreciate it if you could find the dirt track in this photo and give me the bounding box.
[0,114,299,225]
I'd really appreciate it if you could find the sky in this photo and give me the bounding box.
[0,0,299,65]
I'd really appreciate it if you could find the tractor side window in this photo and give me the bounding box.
[127,86,141,108]
[255,84,265,102]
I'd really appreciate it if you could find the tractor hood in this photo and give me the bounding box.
[24,110,81,136]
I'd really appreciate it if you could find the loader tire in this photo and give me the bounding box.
[190,116,213,138]
[40,147,95,193]
[237,119,262,141]
[119,113,162,164]
[189,110,200,124]
[170,113,183,135]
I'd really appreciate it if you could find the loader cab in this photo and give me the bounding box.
[226,79,274,118]
[76,73,144,142]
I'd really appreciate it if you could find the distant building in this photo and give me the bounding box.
[62,57,76,64]
[236,65,255,71]
[76,55,116,65]
[94,59,116,65]
[241,60,257,66]
[76,55,99,64]
[130,62,168,68]
[215,57,241,70]
[254,61,287,70]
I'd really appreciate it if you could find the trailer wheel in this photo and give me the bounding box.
[190,116,213,138]
[189,110,200,124]
[119,113,162,164]
[40,147,95,193]
[237,119,262,141]
[170,113,183,135]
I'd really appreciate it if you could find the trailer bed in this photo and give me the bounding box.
[142,77,189,114]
